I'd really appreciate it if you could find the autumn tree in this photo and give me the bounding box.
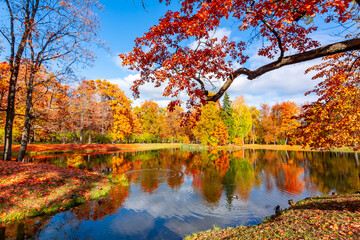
[100,80,139,142]
[165,106,185,142]
[271,101,300,145]
[0,62,10,140]
[259,104,276,144]
[1,0,103,161]
[247,106,260,144]
[193,102,229,146]
[69,80,98,143]
[1,0,39,160]
[135,100,167,142]
[120,0,360,110]
[232,96,252,145]
[298,52,360,150]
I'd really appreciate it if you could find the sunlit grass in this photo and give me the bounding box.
[0,160,115,223]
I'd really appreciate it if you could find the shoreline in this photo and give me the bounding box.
[185,193,360,239]
[0,143,355,159]
[0,160,117,223]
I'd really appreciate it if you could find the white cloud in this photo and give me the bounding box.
[108,74,176,108]
[110,212,155,235]
[222,59,323,107]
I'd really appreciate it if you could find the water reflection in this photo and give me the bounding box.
[1,149,359,239]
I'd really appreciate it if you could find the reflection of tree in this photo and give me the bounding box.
[73,185,130,221]
[112,155,133,174]
[186,151,225,204]
[280,160,304,195]
[212,152,230,178]
[307,152,360,194]
[67,153,85,168]
[232,158,255,201]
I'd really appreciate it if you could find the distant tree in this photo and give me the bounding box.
[165,106,184,142]
[232,96,252,145]
[194,102,229,146]
[137,100,167,142]
[273,101,300,145]
[70,80,98,143]
[248,106,261,144]
[220,92,235,142]
[260,104,276,144]
[100,80,139,142]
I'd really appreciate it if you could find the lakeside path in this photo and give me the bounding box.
[186,194,360,239]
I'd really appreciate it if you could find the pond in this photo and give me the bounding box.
[1,149,359,239]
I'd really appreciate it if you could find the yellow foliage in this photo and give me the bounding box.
[233,137,244,146]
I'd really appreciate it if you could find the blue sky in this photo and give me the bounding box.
[79,0,335,109]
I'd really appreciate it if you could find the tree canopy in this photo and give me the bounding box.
[120,0,360,110]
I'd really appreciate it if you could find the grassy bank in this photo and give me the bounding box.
[0,160,116,223]
[241,144,355,152]
[0,143,183,158]
[186,194,360,239]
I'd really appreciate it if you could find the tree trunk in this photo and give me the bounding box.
[355,152,359,167]
[285,136,288,145]
[16,71,35,162]
[252,131,255,144]
[3,0,38,161]
[88,132,91,144]
[3,71,19,161]
[80,129,83,143]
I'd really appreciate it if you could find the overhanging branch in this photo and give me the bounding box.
[206,38,360,102]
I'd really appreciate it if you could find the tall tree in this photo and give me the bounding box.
[165,106,184,142]
[1,0,40,160]
[136,100,167,142]
[70,80,98,143]
[120,0,360,108]
[1,0,103,161]
[99,80,139,142]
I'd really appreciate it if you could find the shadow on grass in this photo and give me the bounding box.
[0,159,132,239]
[292,195,360,212]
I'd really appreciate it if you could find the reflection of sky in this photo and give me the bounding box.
[24,150,360,239]
[36,181,272,240]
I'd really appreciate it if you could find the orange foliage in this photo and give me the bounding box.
[298,52,360,150]
[120,0,358,108]
[281,161,304,195]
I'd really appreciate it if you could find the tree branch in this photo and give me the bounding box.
[260,18,284,61]
[206,38,360,102]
